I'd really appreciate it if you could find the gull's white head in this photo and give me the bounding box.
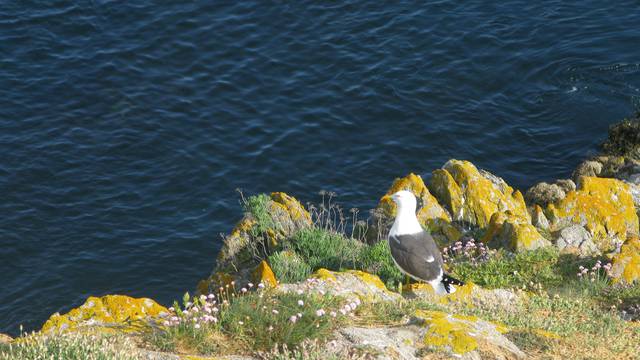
[390,190,417,214]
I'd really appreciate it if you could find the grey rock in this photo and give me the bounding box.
[525,182,566,207]
[531,207,550,230]
[556,225,599,255]
[572,160,603,182]
[334,326,421,360]
[554,179,576,193]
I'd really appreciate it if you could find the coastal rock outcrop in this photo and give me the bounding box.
[481,211,550,252]
[402,283,522,313]
[198,192,311,293]
[0,333,11,344]
[40,295,168,334]
[546,176,638,252]
[609,236,640,284]
[429,160,529,229]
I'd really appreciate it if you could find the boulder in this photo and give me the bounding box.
[429,160,529,229]
[610,236,640,284]
[0,333,11,344]
[481,212,551,252]
[547,176,639,252]
[278,269,402,303]
[252,260,277,287]
[40,295,168,334]
[555,225,599,256]
[525,182,566,207]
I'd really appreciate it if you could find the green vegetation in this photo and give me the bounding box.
[147,289,350,356]
[268,250,312,283]
[244,193,281,238]
[0,333,136,360]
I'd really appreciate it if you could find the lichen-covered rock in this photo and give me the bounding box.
[414,310,525,359]
[252,260,277,287]
[610,237,640,284]
[555,225,599,256]
[215,192,311,274]
[278,269,402,302]
[0,333,11,344]
[40,295,168,334]
[531,205,550,230]
[403,283,522,313]
[481,211,551,252]
[332,326,421,360]
[547,176,639,252]
[374,173,452,239]
[525,182,566,207]
[429,160,529,229]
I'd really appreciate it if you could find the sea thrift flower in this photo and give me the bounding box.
[330,311,337,318]
[207,294,215,299]
[241,288,247,293]
[258,283,265,289]
[297,312,302,318]
[248,283,254,288]
[298,300,304,306]
[297,289,304,295]
[194,323,201,329]
[316,309,325,317]
[272,309,279,314]
[289,315,298,323]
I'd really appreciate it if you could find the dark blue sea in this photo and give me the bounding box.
[1,0,639,335]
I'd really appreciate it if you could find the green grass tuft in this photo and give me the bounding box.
[268,251,313,283]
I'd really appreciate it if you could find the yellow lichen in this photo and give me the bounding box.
[346,270,388,291]
[270,192,311,222]
[40,295,168,334]
[312,268,337,281]
[253,260,277,287]
[482,211,549,251]
[416,310,478,354]
[611,236,640,284]
[430,160,530,228]
[548,177,639,251]
[379,173,451,226]
[439,282,475,307]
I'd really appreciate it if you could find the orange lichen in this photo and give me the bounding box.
[253,260,277,287]
[270,192,311,222]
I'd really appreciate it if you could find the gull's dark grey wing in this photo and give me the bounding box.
[388,231,443,282]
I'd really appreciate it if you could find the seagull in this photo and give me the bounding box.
[387,190,464,294]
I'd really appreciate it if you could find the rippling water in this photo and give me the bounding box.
[1,0,639,335]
